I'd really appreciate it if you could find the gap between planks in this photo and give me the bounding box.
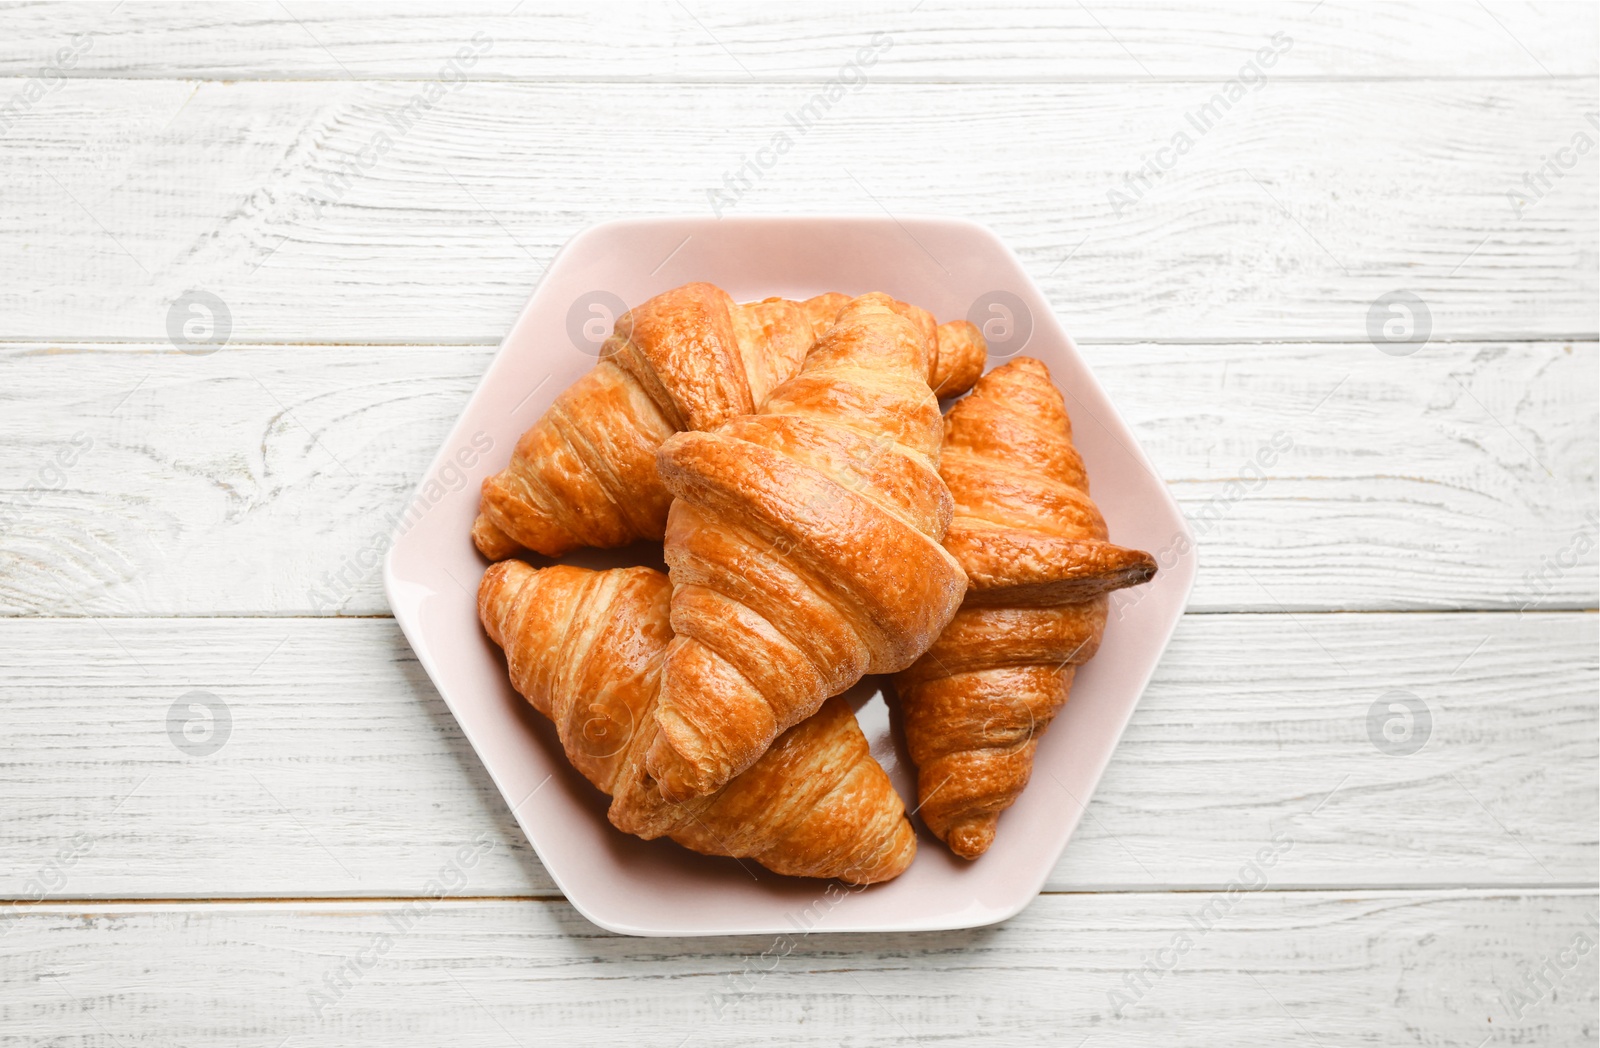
[8,883,1600,908]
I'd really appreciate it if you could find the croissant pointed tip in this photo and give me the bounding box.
[644,730,713,803]
[477,559,534,648]
[945,816,998,860]
[479,485,590,557]
[1105,547,1159,592]
[472,513,522,560]
[932,319,986,398]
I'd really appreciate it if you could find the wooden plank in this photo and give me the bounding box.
[0,2,1593,80]
[0,78,1593,344]
[0,612,1591,900]
[2,892,1595,1045]
[1,341,1592,616]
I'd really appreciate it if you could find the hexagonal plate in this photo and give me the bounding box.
[384,216,1197,936]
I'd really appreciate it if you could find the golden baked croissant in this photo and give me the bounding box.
[646,293,970,801]
[478,559,916,883]
[472,282,838,560]
[893,357,1157,859]
[473,286,986,561]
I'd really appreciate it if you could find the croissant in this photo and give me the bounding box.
[478,559,916,883]
[892,357,1157,859]
[471,283,829,559]
[645,293,970,801]
[473,285,986,560]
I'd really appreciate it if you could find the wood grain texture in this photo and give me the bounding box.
[0,2,1593,80]
[0,7,1596,1040]
[1,341,1591,616]
[2,892,1596,1046]
[1,612,1591,899]
[0,78,1594,344]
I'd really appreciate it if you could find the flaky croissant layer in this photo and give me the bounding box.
[478,559,916,884]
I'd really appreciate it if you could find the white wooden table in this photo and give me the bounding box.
[2,3,1596,1044]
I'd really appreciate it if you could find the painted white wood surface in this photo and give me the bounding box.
[0,2,1596,1044]
[4,892,1597,1047]
[1,612,1592,898]
[0,1,1593,80]
[1,341,1593,616]
[0,78,1594,344]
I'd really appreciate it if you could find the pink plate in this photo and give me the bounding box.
[383,215,1197,936]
